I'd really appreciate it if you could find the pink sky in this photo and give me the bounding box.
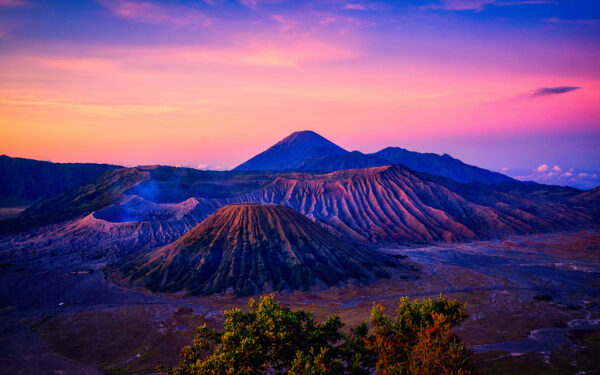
[0,0,599,173]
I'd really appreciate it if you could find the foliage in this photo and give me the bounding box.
[159,295,475,375]
[366,296,475,375]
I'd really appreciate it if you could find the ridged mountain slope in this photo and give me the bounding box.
[228,165,589,244]
[113,204,394,296]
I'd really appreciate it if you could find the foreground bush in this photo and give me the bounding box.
[159,295,475,375]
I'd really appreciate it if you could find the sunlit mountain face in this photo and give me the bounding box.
[0,0,599,188]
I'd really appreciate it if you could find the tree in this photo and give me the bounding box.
[159,295,475,375]
[159,295,372,375]
[366,296,475,375]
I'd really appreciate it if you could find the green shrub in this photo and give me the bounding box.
[159,295,475,375]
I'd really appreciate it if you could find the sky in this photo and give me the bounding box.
[0,0,599,188]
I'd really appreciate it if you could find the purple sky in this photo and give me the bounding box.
[0,0,599,188]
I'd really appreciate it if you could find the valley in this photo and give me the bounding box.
[1,230,598,374]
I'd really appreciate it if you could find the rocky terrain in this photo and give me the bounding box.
[1,231,598,375]
[0,131,598,374]
[111,203,397,296]
[229,165,591,243]
[1,165,595,261]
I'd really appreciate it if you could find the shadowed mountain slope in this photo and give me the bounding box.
[371,147,513,185]
[233,131,347,171]
[125,166,281,203]
[0,155,120,206]
[0,168,148,234]
[112,204,395,296]
[570,185,600,216]
[298,151,390,172]
[487,180,582,202]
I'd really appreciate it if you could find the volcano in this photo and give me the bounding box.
[233,130,347,171]
[113,203,395,296]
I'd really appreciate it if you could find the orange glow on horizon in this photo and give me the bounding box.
[1,30,599,167]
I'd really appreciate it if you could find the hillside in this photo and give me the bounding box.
[569,185,600,215]
[298,151,390,172]
[0,155,120,206]
[1,163,594,254]
[228,165,590,244]
[371,147,513,185]
[0,168,148,234]
[112,204,395,295]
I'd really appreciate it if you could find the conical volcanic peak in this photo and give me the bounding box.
[113,203,395,296]
[233,131,347,171]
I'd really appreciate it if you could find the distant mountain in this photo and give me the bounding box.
[229,165,590,244]
[2,164,592,249]
[371,147,513,185]
[0,155,120,206]
[233,130,347,171]
[232,131,514,186]
[298,151,389,172]
[490,180,582,202]
[111,204,395,296]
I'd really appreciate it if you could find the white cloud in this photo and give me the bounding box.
[508,165,600,189]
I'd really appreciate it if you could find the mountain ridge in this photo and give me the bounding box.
[227,164,590,244]
[232,130,514,185]
[111,203,396,296]
[2,164,593,251]
[371,147,514,185]
[0,155,121,206]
